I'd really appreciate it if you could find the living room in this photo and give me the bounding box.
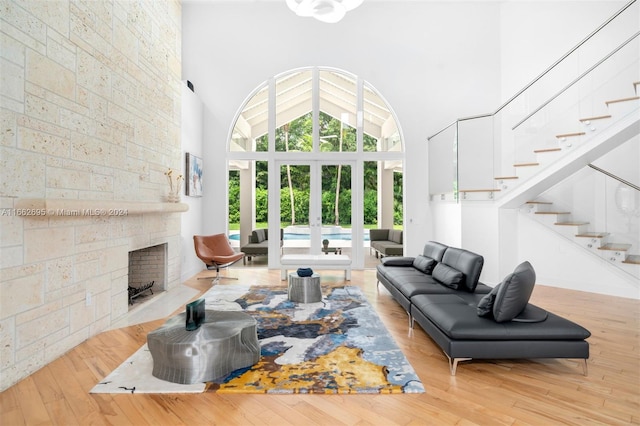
[0,0,638,423]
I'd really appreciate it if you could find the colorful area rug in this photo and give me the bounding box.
[91,284,424,394]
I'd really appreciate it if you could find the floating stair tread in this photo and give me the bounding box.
[534,148,562,153]
[575,232,609,238]
[605,96,640,106]
[525,201,552,205]
[578,115,611,122]
[535,211,570,215]
[459,188,501,193]
[554,221,589,226]
[622,255,640,265]
[598,243,632,251]
[494,176,518,180]
[556,132,586,139]
[513,162,539,167]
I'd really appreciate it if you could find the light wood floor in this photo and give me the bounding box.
[1,269,638,425]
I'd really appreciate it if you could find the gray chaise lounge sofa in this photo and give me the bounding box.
[369,228,403,258]
[376,241,591,375]
[240,229,283,264]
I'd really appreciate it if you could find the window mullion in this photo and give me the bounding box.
[312,67,320,153]
[357,77,364,153]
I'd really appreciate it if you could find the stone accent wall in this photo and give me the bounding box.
[0,0,182,391]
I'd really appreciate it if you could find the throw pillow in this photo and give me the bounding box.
[389,229,403,244]
[432,263,464,290]
[412,255,436,274]
[492,261,536,323]
[476,284,501,318]
[253,229,266,243]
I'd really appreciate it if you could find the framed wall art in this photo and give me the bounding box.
[186,153,203,197]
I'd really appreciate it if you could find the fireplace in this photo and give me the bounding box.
[128,243,167,308]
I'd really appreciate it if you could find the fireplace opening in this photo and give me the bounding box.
[128,243,167,309]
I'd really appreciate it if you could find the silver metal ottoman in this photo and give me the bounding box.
[288,272,322,303]
[147,310,260,384]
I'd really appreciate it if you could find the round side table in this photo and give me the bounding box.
[288,273,322,303]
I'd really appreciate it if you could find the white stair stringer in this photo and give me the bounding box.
[448,107,639,206]
[520,202,640,281]
[498,110,640,210]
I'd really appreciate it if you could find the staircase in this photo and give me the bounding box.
[459,81,640,202]
[428,4,639,288]
[522,200,640,279]
[451,81,640,278]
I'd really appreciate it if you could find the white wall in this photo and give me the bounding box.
[181,1,637,297]
[180,83,205,280]
[518,213,639,299]
[182,1,503,257]
[499,1,627,99]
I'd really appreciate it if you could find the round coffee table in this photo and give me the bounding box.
[288,272,322,303]
[147,310,260,384]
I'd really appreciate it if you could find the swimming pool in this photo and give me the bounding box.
[229,232,370,241]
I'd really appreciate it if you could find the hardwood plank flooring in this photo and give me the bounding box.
[1,268,638,425]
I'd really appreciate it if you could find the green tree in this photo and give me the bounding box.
[228,170,240,223]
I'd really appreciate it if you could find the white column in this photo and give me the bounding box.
[239,162,255,250]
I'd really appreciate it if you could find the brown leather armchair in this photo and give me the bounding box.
[194,234,244,283]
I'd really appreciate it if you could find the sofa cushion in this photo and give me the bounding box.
[411,293,591,341]
[395,277,458,298]
[377,267,452,297]
[441,247,484,292]
[369,229,389,241]
[432,263,464,290]
[372,241,404,256]
[388,229,403,244]
[476,284,501,317]
[493,261,536,323]
[412,255,436,274]
[252,229,267,243]
[381,257,414,267]
[240,240,268,255]
[422,241,448,262]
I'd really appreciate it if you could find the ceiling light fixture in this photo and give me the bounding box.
[286,0,364,24]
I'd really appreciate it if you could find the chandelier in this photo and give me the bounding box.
[286,0,364,24]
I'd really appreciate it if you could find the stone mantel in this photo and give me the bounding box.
[14,198,189,216]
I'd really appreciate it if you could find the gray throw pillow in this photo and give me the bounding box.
[254,229,266,242]
[412,255,436,274]
[432,263,464,290]
[477,284,501,317]
[492,261,536,323]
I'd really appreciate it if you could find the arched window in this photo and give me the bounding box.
[227,67,404,269]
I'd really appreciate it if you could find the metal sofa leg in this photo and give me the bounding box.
[581,359,588,376]
[446,355,472,375]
